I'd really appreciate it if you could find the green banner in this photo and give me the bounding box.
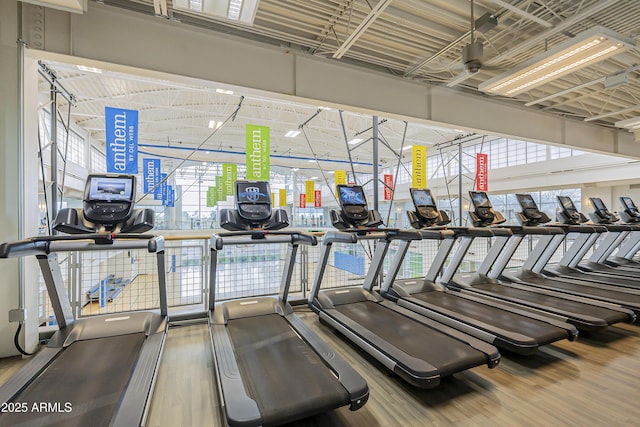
[216,176,224,203]
[206,187,217,207]
[245,124,270,180]
[222,163,237,196]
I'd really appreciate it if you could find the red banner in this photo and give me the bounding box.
[314,190,322,207]
[476,153,488,191]
[299,193,306,208]
[383,174,393,200]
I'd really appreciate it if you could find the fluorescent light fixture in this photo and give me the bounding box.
[285,130,300,138]
[292,168,299,171]
[402,145,413,151]
[348,137,364,145]
[173,0,259,25]
[77,65,103,73]
[308,160,316,163]
[615,117,640,131]
[327,170,335,174]
[453,129,465,133]
[208,120,222,129]
[216,88,234,95]
[309,176,319,180]
[479,26,634,97]
[21,0,87,14]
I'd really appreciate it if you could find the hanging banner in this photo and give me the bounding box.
[163,185,174,207]
[412,145,427,188]
[476,153,489,191]
[105,107,138,174]
[299,194,306,208]
[245,124,270,180]
[154,173,167,200]
[314,190,322,208]
[207,187,216,207]
[334,170,347,196]
[216,176,224,203]
[305,180,315,203]
[142,158,160,194]
[383,174,393,200]
[279,188,287,207]
[222,163,237,196]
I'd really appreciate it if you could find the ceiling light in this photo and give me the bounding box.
[615,117,640,131]
[292,168,299,171]
[77,65,103,73]
[453,129,465,133]
[208,120,222,129]
[285,130,300,138]
[327,171,335,174]
[348,138,364,145]
[479,26,634,97]
[402,145,413,151]
[174,0,259,24]
[309,177,319,180]
[216,88,234,95]
[308,160,316,163]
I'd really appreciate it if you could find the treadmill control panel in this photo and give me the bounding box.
[236,181,272,221]
[620,196,640,223]
[407,188,450,228]
[468,191,506,226]
[338,185,369,221]
[556,196,587,224]
[590,197,619,224]
[515,194,551,225]
[83,175,135,225]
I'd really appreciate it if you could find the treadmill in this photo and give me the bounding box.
[499,194,640,317]
[208,181,368,427]
[604,196,640,268]
[379,188,576,354]
[573,197,640,278]
[541,196,640,290]
[441,191,626,332]
[0,174,168,427]
[308,184,500,389]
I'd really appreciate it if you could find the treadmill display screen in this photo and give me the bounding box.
[339,186,366,206]
[558,196,576,211]
[470,191,491,208]
[87,176,134,202]
[621,196,636,211]
[411,189,435,207]
[517,194,537,209]
[591,197,607,211]
[237,182,271,204]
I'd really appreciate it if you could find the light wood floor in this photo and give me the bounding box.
[2,309,640,426]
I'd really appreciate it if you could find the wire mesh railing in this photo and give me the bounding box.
[37,229,588,326]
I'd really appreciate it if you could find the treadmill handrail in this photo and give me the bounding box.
[502,225,564,235]
[0,235,164,258]
[322,230,359,245]
[211,231,317,250]
[550,224,607,233]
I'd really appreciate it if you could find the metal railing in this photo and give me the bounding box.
[36,230,594,326]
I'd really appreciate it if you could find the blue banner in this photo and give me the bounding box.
[163,185,174,207]
[105,107,138,174]
[154,173,167,200]
[143,158,160,195]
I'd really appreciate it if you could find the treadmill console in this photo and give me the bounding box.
[83,175,135,224]
[589,197,619,224]
[407,188,450,228]
[619,196,640,223]
[331,185,382,230]
[515,194,551,225]
[53,174,154,235]
[220,180,288,231]
[556,196,588,224]
[468,191,506,227]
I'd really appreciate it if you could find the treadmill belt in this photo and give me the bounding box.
[228,314,348,426]
[527,276,640,306]
[1,333,146,427]
[334,301,487,377]
[412,292,566,345]
[476,282,628,325]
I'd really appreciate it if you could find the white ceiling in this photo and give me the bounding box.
[39,0,640,176]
